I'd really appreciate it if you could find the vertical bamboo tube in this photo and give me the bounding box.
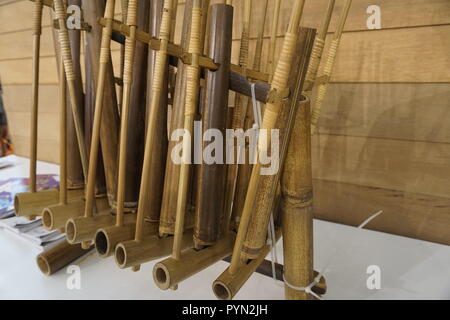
[119,0,128,110]
[82,0,120,205]
[59,56,67,206]
[36,240,93,276]
[223,0,252,226]
[54,0,89,182]
[228,0,306,276]
[266,0,281,77]
[303,0,335,98]
[311,0,352,134]
[281,99,313,300]
[229,0,268,231]
[241,29,316,261]
[193,3,233,248]
[172,0,204,259]
[29,0,43,194]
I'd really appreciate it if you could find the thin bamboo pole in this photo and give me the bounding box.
[266,0,281,77]
[310,0,352,134]
[172,0,203,260]
[116,0,138,227]
[129,0,175,265]
[223,0,252,229]
[29,0,43,194]
[228,0,306,276]
[303,0,335,98]
[84,0,115,219]
[54,0,89,182]
[59,54,67,205]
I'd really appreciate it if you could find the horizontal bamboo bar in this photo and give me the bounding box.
[36,240,92,276]
[65,212,114,244]
[115,230,194,269]
[15,189,84,217]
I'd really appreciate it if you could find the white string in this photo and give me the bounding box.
[282,210,384,299]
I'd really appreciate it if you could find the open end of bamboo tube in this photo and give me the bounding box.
[95,230,109,256]
[42,209,52,229]
[66,219,77,242]
[153,264,170,289]
[115,244,126,266]
[213,281,232,300]
[36,255,51,275]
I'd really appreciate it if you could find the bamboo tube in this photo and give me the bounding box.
[223,0,252,225]
[54,0,89,181]
[115,0,138,227]
[228,0,306,276]
[229,0,268,230]
[59,55,68,205]
[241,30,315,260]
[266,0,281,76]
[29,0,43,194]
[15,189,84,217]
[115,230,194,269]
[84,0,116,220]
[65,213,115,244]
[172,0,204,259]
[118,0,128,108]
[303,0,335,98]
[154,233,235,290]
[36,240,92,276]
[159,0,195,236]
[81,0,120,205]
[42,197,110,231]
[193,3,232,248]
[311,0,352,134]
[281,99,314,300]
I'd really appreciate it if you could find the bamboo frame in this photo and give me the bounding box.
[310,0,352,134]
[227,0,306,276]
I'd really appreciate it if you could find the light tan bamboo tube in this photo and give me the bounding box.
[228,0,268,231]
[119,0,128,107]
[42,197,109,231]
[311,0,352,134]
[172,0,203,260]
[94,214,157,258]
[15,188,84,217]
[29,0,43,194]
[115,230,194,269]
[213,230,280,300]
[84,0,115,219]
[154,234,235,290]
[303,0,335,97]
[170,0,178,42]
[115,0,138,227]
[54,0,89,181]
[65,213,115,244]
[228,0,306,275]
[223,0,252,229]
[36,240,92,276]
[134,0,174,247]
[59,53,68,205]
[282,99,314,300]
[266,0,281,76]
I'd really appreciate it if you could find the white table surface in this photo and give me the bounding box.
[0,155,449,300]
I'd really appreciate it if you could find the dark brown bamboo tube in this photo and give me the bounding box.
[223,0,251,229]
[29,0,43,194]
[227,0,306,275]
[115,230,194,269]
[153,233,235,290]
[159,0,194,236]
[172,0,205,260]
[36,240,93,276]
[241,29,316,261]
[54,0,89,182]
[281,99,314,300]
[193,3,233,248]
[82,0,120,205]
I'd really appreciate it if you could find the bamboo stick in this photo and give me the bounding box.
[266,0,281,77]
[118,0,128,108]
[172,0,204,260]
[228,0,306,276]
[310,0,352,134]
[54,0,89,182]
[29,0,43,194]
[282,99,314,300]
[303,0,335,97]
[223,0,252,225]
[59,52,67,205]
